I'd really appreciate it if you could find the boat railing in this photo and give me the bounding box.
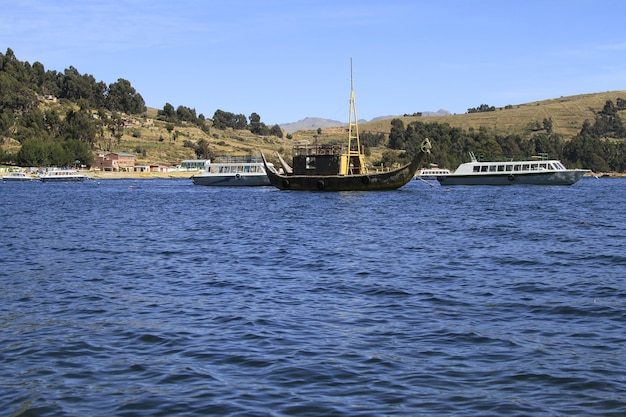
[214,155,262,163]
[293,144,346,156]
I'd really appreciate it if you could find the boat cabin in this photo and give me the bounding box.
[291,143,366,176]
[204,155,267,174]
[468,160,567,174]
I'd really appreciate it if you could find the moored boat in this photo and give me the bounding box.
[260,61,432,191]
[415,167,451,180]
[2,171,37,181]
[39,168,91,182]
[192,155,273,186]
[437,152,589,186]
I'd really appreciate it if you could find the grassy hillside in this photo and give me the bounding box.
[83,106,292,167]
[112,120,292,167]
[359,90,626,138]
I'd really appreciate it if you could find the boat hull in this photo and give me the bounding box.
[192,174,270,186]
[437,170,588,186]
[39,177,88,182]
[2,175,36,182]
[39,176,88,182]
[261,150,428,191]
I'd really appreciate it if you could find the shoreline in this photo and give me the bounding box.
[89,170,199,180]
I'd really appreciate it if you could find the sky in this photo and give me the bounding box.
[2,0,626,125]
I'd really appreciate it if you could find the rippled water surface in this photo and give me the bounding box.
[2,178,625,416]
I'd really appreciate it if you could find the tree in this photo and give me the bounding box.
[63,108,97,143]
[270,124,283,138]
[213,109,248,130]
[0,71,38,115]
[14,107,50,143]
[467,104,496,113]
[159,102,176,120]
[249,112,261,133]
[388,118,405,149]
[106,78,146,114]
[379,149,401,167]
[249,112,269,135]
[63,139,94,167]
[543,118,553,134]
[194,138,211,159]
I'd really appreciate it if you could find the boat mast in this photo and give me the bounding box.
[344,58,366,175]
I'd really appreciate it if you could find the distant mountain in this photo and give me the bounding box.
[280,117,346,134]
[280,110,450,133]
[423,109,451,117]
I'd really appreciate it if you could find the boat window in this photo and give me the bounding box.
[489,165,496,172]
[306,156,316,170]
[497,165,505,172]
[522,164,530,170]
[540,163,547,169]
[505,165,513,172]
[473,166,480,172]
[531,163,539,170]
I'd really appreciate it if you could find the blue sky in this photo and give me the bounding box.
[2,0,625,125]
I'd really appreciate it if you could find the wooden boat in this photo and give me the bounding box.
[260,62,432,191]
[437,152,589,186]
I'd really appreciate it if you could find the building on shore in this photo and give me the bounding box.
[94,152,136,172]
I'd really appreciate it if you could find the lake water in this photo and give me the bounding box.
[1,177,625,416]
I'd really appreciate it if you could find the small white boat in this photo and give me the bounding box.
[415,167,451,180]
[2,171,37,181]
[192,155,273,186]
[437,152,589,186]
[39,168,91,182]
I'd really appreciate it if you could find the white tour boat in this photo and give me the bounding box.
[192,155,274,186]
[2,171,37,181]
[39,168,91,182]
[437,152,589,186]
[415,167,451,181]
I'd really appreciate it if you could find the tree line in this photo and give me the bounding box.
[212,109,283,137]
[0,48,283,167]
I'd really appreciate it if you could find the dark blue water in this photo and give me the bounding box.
[2,178,625,416]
